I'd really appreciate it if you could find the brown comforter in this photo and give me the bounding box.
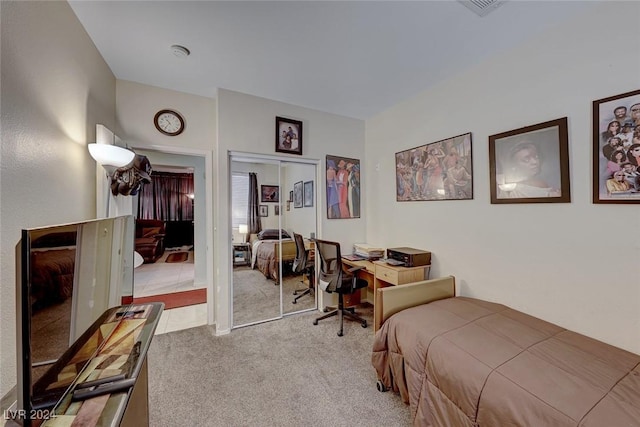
[372,297,640,426]
[30,248,76,311]
[253,240,284,282]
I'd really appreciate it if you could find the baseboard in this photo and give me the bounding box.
[1,385,16,414]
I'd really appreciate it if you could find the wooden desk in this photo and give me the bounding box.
[341,258,430,329]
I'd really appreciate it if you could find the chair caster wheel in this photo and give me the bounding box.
[376,380,387,392]
[313,320,318,325]
[337,331,343,337]
[361,321,367,328]
[323,307,330,313]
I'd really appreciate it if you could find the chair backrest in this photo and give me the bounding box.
[313,239,344,293]
[291,233,308,273]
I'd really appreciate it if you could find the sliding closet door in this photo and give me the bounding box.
[230,155,318,328]
[231,158,281,327]
[281,161,317,315]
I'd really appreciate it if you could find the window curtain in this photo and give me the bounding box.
[138,172,194,220]
[247,172,262,234]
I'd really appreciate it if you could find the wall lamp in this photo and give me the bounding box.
[88,143,135,168]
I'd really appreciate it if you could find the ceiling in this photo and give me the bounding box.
[68,1,596,120]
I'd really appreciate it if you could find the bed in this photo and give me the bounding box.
[251,238,297,283]
[371,276,640,426]
[29,231,77,311]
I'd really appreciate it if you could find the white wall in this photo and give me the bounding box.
[0,1,116,397]
[365,2,640,353]
[216,89,365,333]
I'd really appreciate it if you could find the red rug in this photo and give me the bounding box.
[165,252,189,263]
[132,288,206,310]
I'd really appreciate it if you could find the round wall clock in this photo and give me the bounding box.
[154,109,185,136]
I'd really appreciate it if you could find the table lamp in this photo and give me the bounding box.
[239,224,248,243]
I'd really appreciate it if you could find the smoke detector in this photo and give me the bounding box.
[458,0,505,17]
[170,45,190,58]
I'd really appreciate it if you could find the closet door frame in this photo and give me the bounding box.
[229,152,320,329]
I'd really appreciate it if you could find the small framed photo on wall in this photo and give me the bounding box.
[592,89,640,204]
[275,116,303,155]
[261,185,279,202]
[303,181,314,207]
[274,205,280,216]
[489,117,570,204]
[293,181,303,208]
[259,205,268,217]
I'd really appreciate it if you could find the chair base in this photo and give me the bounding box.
[313,300,367,336]
[292,287,314,304]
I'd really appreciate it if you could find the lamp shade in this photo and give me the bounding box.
[238,224,248,235]
[88,143,135,167]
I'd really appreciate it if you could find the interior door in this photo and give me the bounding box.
[230,155,317,328]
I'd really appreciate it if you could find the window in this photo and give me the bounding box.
[231,173,249,228]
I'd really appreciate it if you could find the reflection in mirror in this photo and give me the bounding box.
[231,160,281,326]
[281,161,317,315]
[230,157,317,327]
[17,215,134,415]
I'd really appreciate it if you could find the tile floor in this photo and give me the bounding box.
[134,250,207,334]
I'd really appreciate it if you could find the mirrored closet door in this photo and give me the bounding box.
[230,154,317,328]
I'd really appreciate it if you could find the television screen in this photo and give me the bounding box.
[15,215,134,426]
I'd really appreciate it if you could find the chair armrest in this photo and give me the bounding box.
[347,265,364,274]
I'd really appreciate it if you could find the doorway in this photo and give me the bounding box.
[131,147,213,333]
[230,153,318,328]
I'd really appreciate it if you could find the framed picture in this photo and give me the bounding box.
[260,185,279,203]
[293,181,303,208]
[303,181,314,207]
[289,190,293,202]
[326,155,360,219]
[275,116,303,155]
[286,201,291,211]
[274,205,280,216]
[259,205,268,217]
[489,117,570,204]
[592,89,640,204]
[396,133,473,201]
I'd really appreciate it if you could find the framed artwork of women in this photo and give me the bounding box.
[489,117,570,204]
[395,133,473,201]
[326,155,360,219]
[275,117,303,155]
[260,185,279,202]
[592,89,640,204]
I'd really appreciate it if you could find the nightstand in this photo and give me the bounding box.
[233,243,251,266]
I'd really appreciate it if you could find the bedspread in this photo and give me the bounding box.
[372,296,640,427]
[30,248,76,311]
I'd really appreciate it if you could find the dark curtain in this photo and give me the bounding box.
[138,172,194,220]
[248,172,262,234]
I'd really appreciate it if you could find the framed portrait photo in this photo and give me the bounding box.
[275,116,303,155]
[396,133,473,201]
[260,185,279,203]
[303,181,314,207]
[489,117,570,204]
[592,89,640,204]
[293,181,303,208]
[259,205,268,217]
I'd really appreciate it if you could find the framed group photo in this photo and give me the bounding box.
[326,155,360,219]
[260,185,279,202]
[592,89,640,204]
[489,117,570,204]
[275,116,303,155]
[396,133,473,201]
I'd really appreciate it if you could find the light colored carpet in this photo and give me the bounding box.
[233,267,315,326]
[147,307,411,426]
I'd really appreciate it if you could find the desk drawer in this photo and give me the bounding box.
[376,264,399,284]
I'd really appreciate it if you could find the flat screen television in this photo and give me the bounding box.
[14,215,134,426]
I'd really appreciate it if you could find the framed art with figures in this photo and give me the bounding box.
[275,116,303,155]
[396,133,473,201]
[489,117,570,204]
[293,181,303,208]
[592,89,640,204]
[261,185,279,203]
[326,155,360,219]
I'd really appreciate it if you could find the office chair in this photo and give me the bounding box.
[312,239,368,336]
[292,233,315,304]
